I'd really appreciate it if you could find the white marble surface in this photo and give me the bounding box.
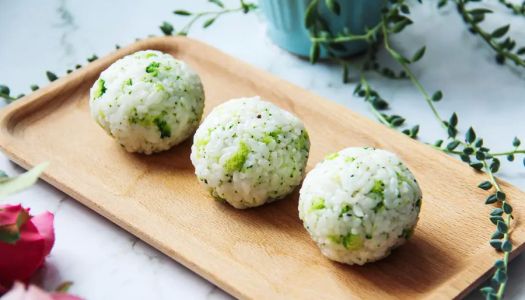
[1,0,525,299]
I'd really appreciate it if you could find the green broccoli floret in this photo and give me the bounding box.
[224,141,250,173]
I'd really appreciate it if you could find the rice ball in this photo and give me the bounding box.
[299,147,422,265]
[191,97,310,209]
[89,50,205,154]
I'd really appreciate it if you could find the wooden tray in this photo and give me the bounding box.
[1,36,524,299]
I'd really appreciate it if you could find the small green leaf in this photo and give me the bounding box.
[494,259,505,269]
[490,215,504,225]
[490,208,503,216]
[434,139,443,147]
[513,137,521,147]
[411,46,426,62]
[470,162,483,170]
[342,63,349,83]
[496,191,506,201]
[475,139,483,148]
[463,147,474,155]
[304,0,319,28]
[159,21,174,36]
[87,54,98,62]
[46,71,58,82]
[476,151,485,160]
[325,0,340,15]
[493,269,507,284]
[203,18,216,28]
[496,220,508,233]
[173,10,192,16]
[208,0,224,8]
[446,140,460,151]
[437,0,448,9]
[490,239,502,250]
[490,159,500,172]
[491,24,510,38]
[449,113,458,127]
[485,194,498,204]
[0,85,10,96]
[478,181,492,190]
[448,126,457,138]
[491,231,504,239]
[431,90,443,102]
[503,202,513,214]
[469,8,493,15]
[507,154,514,161]
[465,127,476,143]
[501,240,512,252]
[0,162,48,199]
[310,42,320,64]
[30,85,39,91]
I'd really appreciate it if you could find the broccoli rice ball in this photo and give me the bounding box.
[89,50,205,154]
[299,147,422,265]
[190,96,310,209]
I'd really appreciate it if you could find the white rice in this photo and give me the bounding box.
[89,50,205,154]
[299,147,422,265]
[190,96,310,209]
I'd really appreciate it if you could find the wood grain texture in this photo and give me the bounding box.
[0,36,524,299]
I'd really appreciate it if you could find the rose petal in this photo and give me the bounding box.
[30,212,55,256]
[0,282,83,300]
[0,221,46,288]
[0,204,25,227]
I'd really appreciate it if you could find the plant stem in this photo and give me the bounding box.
[179,7,244,34]
[381,21,447,130]
[455,0,525,68]
[310,22,382,43]
[359,75,393,127]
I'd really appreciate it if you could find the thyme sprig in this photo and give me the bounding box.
[453,0,525,67]
[160,0,257,36]
[497,0,525,16]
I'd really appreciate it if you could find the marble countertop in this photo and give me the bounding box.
[1,0,525,299]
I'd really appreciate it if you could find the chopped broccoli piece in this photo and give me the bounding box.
[146,62,161,76]
[153,117,171,138]
[342,233,363,250]
[93,79,106,99]
[309,197,325,212]
[370,180,385,199]
[224,141,250,173]
[339,204,351,217]
[325,152,339,160]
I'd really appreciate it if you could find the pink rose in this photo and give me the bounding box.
[0,204,55,292]
[2,282,82,300]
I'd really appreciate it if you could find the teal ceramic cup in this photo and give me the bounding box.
[258,0,384,58]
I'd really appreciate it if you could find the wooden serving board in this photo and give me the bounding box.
[1,36,524,299]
